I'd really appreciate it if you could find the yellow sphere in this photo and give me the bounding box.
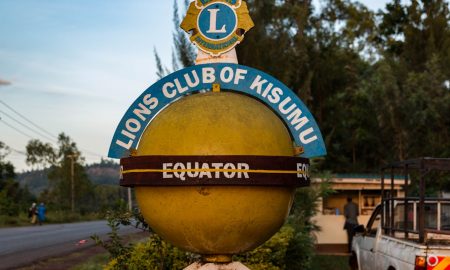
[135,92,295,258]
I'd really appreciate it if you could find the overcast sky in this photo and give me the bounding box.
[0,0,392,172]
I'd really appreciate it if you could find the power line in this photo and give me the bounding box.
[0,117,35,139]
[0,99,58,140]
[79,147,104,158]
[0,99,104,158]
[0,109,56,143]
[11,148,27,156]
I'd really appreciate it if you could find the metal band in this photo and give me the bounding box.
[120,155,310,187]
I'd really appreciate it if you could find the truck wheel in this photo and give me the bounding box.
[349,253,358,270]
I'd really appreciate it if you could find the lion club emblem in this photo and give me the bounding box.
[181,0,254,56]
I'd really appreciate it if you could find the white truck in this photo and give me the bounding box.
[351,158,450,270]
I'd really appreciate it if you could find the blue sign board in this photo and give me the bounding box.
[108,63,327,159]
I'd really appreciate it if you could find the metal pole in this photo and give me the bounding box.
[419,159,426,243]
[404,164,408,239]
[381,169,385,233]
[128,187,132,212]
[390,168,394,236]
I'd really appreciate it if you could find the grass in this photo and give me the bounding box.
[0,211,103,228]
[17,248,108,270]
[0,213,32,227]
[69,232,148,270]
[70,253,109,270]
[311,255,350,270]
[44,211,102,223]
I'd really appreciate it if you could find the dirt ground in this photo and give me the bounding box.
[16,231,148,270]
[16,245,106,270]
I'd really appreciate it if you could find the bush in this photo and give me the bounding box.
[44,210,101,223]
[102,225,295,270]
[235,225,295,270]
[93,205,196,269]
[104,234,195,270]
[0,212,35,227]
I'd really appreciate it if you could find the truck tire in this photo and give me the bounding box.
[349,253,358,270]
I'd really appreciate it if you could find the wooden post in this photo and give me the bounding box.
[67,154,78,212]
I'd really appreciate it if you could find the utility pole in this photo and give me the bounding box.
[66,154,78,212]
[128,187,132,212]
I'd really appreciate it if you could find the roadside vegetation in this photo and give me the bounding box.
[71,254,110,270]
[0,135,125,227]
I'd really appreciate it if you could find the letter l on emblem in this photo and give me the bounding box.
[207,8,226,33]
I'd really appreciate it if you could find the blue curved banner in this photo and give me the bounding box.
[108,63,326,159]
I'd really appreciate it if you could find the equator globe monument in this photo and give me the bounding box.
[108,1,326,269]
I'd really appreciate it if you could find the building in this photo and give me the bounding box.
[313,175,404,254]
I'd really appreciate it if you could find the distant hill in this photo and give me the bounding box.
[17,160,120,196]
[17,169,50,196]
[85,160,120,185]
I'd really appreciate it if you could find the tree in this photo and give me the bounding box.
[234,0,450,171]
[0,142,15,181]
[154,0,196,77]
[235,0,384,172]
[0,142,34,216]
[26,133,95,212]
[365,0,450,161]
[172,0,196,68]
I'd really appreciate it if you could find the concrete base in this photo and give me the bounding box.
[184,262,250,270]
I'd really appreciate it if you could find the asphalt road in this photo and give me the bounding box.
[0,220,143,270]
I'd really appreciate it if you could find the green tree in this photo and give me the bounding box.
[364,0,450,161]
[0,142,15,180]
[0,142,34,216]
[154,0,196,77]
[26,133,95,212]
[172,0,196,68]
[236,0,383,172]
[235,0,450,170]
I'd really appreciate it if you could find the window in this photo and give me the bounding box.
[394,203,414,230]
[441,203,450,231]
[366,205,382,236]
[419,203,437,230]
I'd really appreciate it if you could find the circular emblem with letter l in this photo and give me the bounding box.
[197,2,237,41]
[181,0,254,56]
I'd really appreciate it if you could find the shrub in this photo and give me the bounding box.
[102,225,295,270]
[235,225,295,270]
[104,234,195,270]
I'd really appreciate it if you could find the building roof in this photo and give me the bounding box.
[312,176,404,191]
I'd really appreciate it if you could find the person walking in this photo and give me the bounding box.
[29,202,37,224]
[343,197,359,253]
[37,203,46,225]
